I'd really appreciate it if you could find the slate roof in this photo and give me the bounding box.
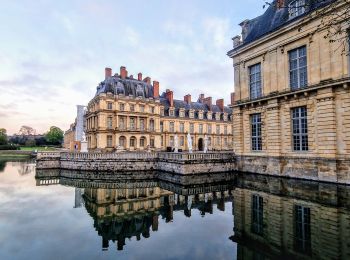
[95,76,232,121]
[160,93,232,121]
[96,76,154,98]
[235,0,335,49]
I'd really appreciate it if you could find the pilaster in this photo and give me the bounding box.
[316,87,337,158]
[266,99,281,156]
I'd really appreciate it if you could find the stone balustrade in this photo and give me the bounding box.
[36,151,236,175]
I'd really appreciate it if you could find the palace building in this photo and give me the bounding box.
[84,66,233,152]
[228,0,350,181]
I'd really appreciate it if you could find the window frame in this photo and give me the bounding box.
[249,63,262,100]
[291,106,309,151]
[289,0,306,19]
[251,113,262,151]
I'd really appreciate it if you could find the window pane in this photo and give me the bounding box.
[249,63,262,99]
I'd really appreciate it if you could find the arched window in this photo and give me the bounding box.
[119,136,126,148]
[130,136,136,148]
[140,137,146,147]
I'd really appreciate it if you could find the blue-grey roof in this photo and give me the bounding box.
[236,0,334,48]
[160,94,232,121]
[96,76,154,98]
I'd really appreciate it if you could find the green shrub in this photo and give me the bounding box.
[0,144,20,150]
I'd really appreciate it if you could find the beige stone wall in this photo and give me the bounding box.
[233,86,350,158]
[85,93,233,151]
[230,3,350,159]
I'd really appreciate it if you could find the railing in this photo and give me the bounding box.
[60,152,158,160]
[56,151,235,161]
[37,152,61,159]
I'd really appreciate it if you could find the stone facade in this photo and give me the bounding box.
[83,66,233,152]
[228,1,350,177]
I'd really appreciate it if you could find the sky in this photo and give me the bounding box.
[0,0,265,135]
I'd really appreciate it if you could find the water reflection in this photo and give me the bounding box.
[1,161,350,259]
[34,168,350,259]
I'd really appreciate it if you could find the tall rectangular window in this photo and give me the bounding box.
[216,125,220,135]
[107,135,113,147]
[140,119,145,131]
[119,116,125,129]
[130,118,136,130]
[292,106,308,151]
[107,117,113,129]
[294,205,311,254]
[119,103,125,111]
[169,122,175,132]
[289,46,307,89]
[251,114,262,151]
[180,136,185,146]
[207,124,212,134]
[249,63,262,99]
[199,124,203,134]
[224,126,228,135]
[160,122,164,132]
[190,123,194,134]
[180,123,184,133]
[107,102,113,110]
[252,194,263,235]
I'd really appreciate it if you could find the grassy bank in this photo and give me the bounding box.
[0,150,33,159]
[20,146,56,151]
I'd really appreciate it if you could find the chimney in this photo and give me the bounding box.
[166,89,174,107]
[138,73,142,81]
[184,94,191,104]
[105,67,112,79]
[232,35,242,48]
[144,77,151,84]
[203,97,212,110]
[276,0,285,9]
[120,66,128,79]
[231,92,235,105]
[153,81,160,98]
[198,94,205,103]
[239,19,251,41]
[216,99,224,112]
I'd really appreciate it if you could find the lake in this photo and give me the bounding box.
[0,160,349,259]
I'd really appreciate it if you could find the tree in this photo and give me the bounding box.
[0,128,7,145]
[45,126,64,145]
[18,125,36,136]
[264,0,350,55]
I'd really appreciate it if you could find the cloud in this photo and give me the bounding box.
[203,17,231,49]
[124,27,140,46]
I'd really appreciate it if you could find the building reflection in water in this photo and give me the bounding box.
[82,185,232,251]
[232,174,350,259]
[35,169,350,258]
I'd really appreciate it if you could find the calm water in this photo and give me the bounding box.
[1,160,350,260]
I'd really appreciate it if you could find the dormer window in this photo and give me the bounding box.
[289,0,306,19]
[169,109,175,117]
[179,110,185,117]
[198,111,203,119]
[189,110,194,118]
[160,107,164,116]
[207,112,212,120]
